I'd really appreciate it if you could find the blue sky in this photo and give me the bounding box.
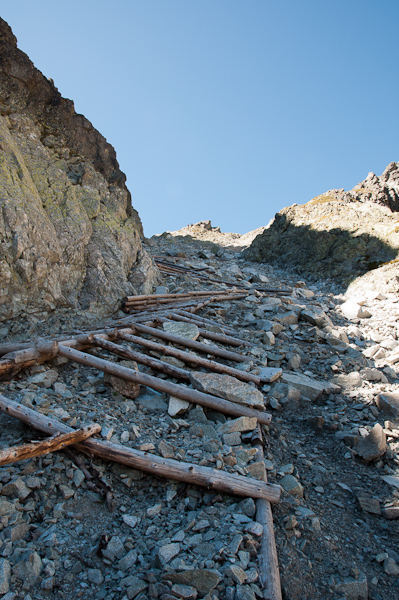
[2,1,399,236]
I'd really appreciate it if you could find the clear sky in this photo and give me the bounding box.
[2,1,399,237]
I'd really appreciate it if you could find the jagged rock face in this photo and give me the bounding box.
[0,18,158,322]
[246,163,399,282]
[324,162,399,212]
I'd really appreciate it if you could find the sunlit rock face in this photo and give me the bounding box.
[0,18,158,323]
[245,163,399,283]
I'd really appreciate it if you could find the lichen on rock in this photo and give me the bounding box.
[0,18,159,324]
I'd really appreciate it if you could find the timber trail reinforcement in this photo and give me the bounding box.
[0,222,399,600]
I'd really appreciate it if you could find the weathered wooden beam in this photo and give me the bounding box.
[57,345,272,425]
[128,321,248,363]
[252,426,282,600]
[92,335,191,381]
[0,395,280,502]
[0,424,101,466]
[124,289,238,304]
[164,313,255,348]
[117,330,261,385]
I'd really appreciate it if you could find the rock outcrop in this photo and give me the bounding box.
[246,163,399,283]
[0,18,158,324]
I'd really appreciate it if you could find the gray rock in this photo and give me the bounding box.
[104,360,140,399]
[13,551,42,587]
[168,396,190,417]
[118,550,138,571]
[137,390,168,413]
[1,477,31,500]
[381,506,399,520]
[258,367,282,383]
[383,557,399,575]
[376,391,399,417]
[279,475,304,498]
[0,499,16,518]
[126,576,148,599]
[163,570,222,595]
[357,493,381,515]
[190,372,264,409]
[163,321,200,340]
[122,514,139,529]
[219,416,257,434]
[245,522,263,536]
[281,372,339,400]
[0,559,11,594]
[101,536,125,562]
[29,369,58,388]
[275,311,299,325]
[360,368,387,383]
[238,498,256,517]
[171,584,198,599]
[301,308,332,328]
[157,543,180,566]
[334,571,368,599]
[235,585,257,600]
[225,565,247,584]
[223,432,242,446]
[88,569,104,584]
[357,423,386,461]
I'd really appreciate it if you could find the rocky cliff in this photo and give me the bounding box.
[0,18,158,325]
[246,162,399,284]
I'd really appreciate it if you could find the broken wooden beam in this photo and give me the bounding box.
[57,345,272,424]
[117,330,261,385]
[0,424,101,466]
[0,394,280,502]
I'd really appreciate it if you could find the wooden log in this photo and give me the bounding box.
[0,394,280,502]
[124,293,247,313]
[57,345,272,425]
[0,343,32,357]
[124,289,237,303]
[92,336,191,381]
[35,339,59,355]
[190,293,247,311]
[252,426,282,600]
[0,424,101,466]
[128,322,248,363]
[117,330,261,385]
[155,316,250,348]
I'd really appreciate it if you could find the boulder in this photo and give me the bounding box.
[189,372,265,409]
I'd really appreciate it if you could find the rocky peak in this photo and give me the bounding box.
[245,162,399,284]
[316,161,399,212]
